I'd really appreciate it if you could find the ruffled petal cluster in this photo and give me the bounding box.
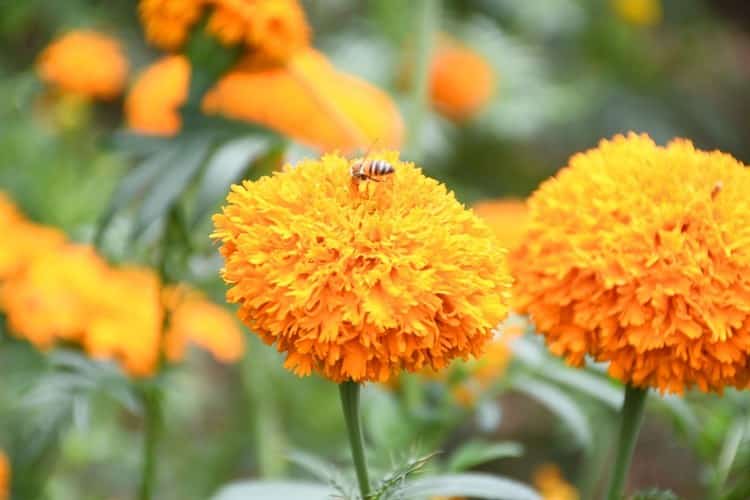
[0,194,244,377]
[473,199,529,252]
[139,0,206,51]
[36,31,129,100]
[533,464,579,500]
[429,37,495,122]
[510,133,750,393]
[125,55,190,136]
[212,152,512,383]
[0,451,8,500]
[203,48,404,152]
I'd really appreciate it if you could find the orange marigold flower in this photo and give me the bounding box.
[212,152,512,383]
[473,199,529,252]
[612,0,662,27]
[203,48,404,153]
[139,0,206,51]
[125,55,190,136]
[163,284,245,363]
[533,464,579,500]
[207,0,310,62]
[0,451,8,500]
[36,30,129,100]
[429,38,495,122]
[510,133,750,394]
[0,194,66,282]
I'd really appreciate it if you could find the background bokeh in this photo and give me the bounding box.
[1,1,750,499]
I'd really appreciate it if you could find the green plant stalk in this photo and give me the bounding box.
[606,385,648,500]
[339,381,372,499]
[406,0,440,158]
[139,382,163,500]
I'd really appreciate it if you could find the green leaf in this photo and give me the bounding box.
[132,136,213,238]
[447,440,524,472]
[211,481,333,500]
[511,376,592,448]
[630,488,681,500]
[399,473,540,500]
[191,136,272,226]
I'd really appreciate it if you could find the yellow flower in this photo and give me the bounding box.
[429,37,495,122]
[0,451,9,500]
[125,55,190,136]
[612,0,662,27]
[510,133,750,394]
[36,30,129,100]
[203,48,404,153]
[212,152,512,383]
[163,284,245,363]
[207,0,310,62]
[472,199,529,252]
[533,464,579,500]
[139,0,206,51]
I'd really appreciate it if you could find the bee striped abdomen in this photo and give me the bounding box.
[351,158,395,181]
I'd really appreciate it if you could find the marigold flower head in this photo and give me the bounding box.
[0,195,66,282]
[208,0,310,62]
[204,48,403,153]
[0,451,8,500]
[36,30,129,100]
[163,284,245,363]
[125,55,190,136]
[510,133,750,393]
[533,464,579,500]
[612,0,662,27]
[429,37,495,122]
[139,0,206,50]
[473,199,529,252]
[212,152,512,383]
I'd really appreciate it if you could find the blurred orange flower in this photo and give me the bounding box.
[208,0,311,62]
[533,464,579,500]
[0,194,66,282]
[36,30,129,100]
[204,48,404,153]
[163,284,245,364]
[1,242,244,377]
[612,0,662,27]
[212,152,511,383]
[0,451,8,500]
[139,0,206,51]
[510,133,750,393]
[473,199,529,252]
[429,38,495,122]
[125,55,190,136]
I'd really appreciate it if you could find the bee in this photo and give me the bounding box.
[350,157,395,182]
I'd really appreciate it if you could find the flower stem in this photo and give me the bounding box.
[606,384,648,500]
[339,381,371,499]
[139,382,163,500]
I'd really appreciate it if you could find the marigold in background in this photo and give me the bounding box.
[1,243,244,377]
[36,31,129,100]
[139,0,205,51]
[212,152,512,382]
[208,0,311,62]
[0,451,8,500]
[473,199,529,252]
[204,48,404,153]
[510,133,750,393]
[612,0,662,27]
[125,55,190,136]
[533,464,579,500]
[429,37,495,122]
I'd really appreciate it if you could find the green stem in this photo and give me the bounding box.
[606,385,648,500]
[339,382,372,499]
[139,383,163,500]
[406,0,440,158]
